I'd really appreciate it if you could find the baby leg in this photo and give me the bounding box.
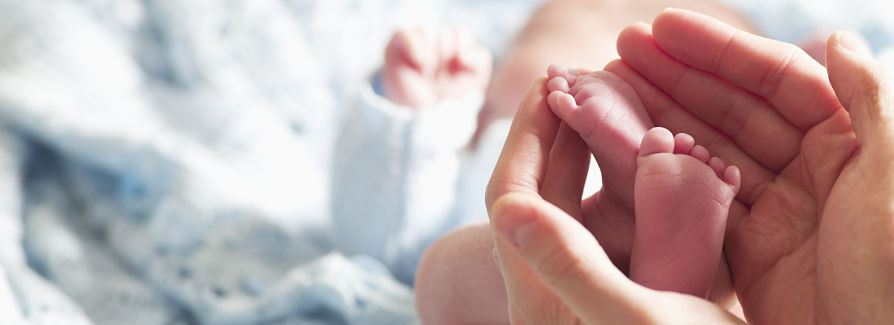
[415,223,508,325]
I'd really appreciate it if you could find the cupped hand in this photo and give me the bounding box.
[485,79,745,324]
[612,9,894,324]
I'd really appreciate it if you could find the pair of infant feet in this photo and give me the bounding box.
[383,27,740,298]
[546,65,740,297]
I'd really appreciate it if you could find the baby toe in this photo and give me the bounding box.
[690,145,710,163]
[547,90,578,118]
[673,133,695,155]
[723,165,742,191]
[639,127,675,158]
[708,157,726,177]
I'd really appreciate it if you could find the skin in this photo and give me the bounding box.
[487,78,741,324]
[382,27,491,109]
[544,64,742,298]
[629,127,739,298]
[479,0,754,142]
[418,1,753,321]
[488,9,894,324]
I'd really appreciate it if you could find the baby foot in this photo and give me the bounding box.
[629,127,741,298]
[546,65,653,210]
[382,27,492,109]
[545,65,655,266]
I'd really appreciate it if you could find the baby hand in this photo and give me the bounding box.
[382,27,492,109]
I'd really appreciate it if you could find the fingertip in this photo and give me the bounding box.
[617,22,653,58]
[491,194,539,247]
[630,21,652,30]
[826,30,893,146]
[661,7,678,13]
[528,77,549,96]
[603,59,626,71]
[524,77,551,110]
[829,31,872,59]
[497,195,652,323]
[653,8,708,37]
[826,31,876,92]
[385,28,412,60]
[653,6,685,26]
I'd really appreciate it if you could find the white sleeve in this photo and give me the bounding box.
[331,72,482,284]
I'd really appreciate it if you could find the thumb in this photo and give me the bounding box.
[826,31,894,147]
[490,193,650,324]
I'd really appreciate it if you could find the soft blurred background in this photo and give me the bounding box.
[0,0,892,324]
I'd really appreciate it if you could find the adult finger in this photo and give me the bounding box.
[540,122,590,220]
[485,78,559,210]
[485,79,580,323]
[651,9,842,130]
[826,31,894,148]
[492,193,747,325]
[605,59,774,206]
[617,22,802,172]
[822,31,894,320]
[491,192,652,324]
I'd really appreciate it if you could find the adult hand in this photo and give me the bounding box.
[611,9,894,324]
[485,79,745,324]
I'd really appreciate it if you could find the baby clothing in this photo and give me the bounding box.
[0,0,533,324]
[331,72,488,285]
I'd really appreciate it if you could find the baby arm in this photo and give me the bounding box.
[331,27,490,284]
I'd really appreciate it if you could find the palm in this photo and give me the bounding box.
[727,110,858,323]
[488,10,893,324]
[612,9,892,323]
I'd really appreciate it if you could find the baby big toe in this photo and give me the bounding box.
[547,90,578,118]
[638,127,675,158]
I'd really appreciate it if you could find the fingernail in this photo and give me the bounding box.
[495,201,537,246]
[835,31,872,57]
